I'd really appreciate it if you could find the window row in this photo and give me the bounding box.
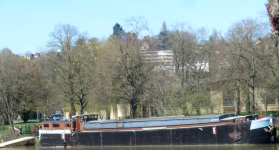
[43,124,71,128]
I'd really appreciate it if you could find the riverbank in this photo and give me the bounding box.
[0,119,41,143]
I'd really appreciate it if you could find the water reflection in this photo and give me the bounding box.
[1,145,278,150]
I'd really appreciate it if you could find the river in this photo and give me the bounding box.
[1,145,278,150]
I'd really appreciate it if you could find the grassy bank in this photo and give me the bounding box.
[224,111,279,116]
[0,119,41,135]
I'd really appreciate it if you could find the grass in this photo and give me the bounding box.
[223,111,279,116]
[0,119,42,136]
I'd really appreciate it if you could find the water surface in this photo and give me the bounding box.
[1,145,279,150]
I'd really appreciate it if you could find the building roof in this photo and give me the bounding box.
[73,114,101,117]
[42,120,76,123]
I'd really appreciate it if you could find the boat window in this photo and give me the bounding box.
[44,124,49,127]
[66,124,71,127]
[53,124,59,127]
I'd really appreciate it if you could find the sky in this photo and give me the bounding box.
[0,0,269,54]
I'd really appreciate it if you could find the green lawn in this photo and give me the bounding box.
[0,119,42,135]
[227,111,279,116]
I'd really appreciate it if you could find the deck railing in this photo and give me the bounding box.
[42,127,72,130]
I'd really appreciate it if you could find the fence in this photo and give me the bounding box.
[23,123,41,134]
[0,123,41,138]
[24,124,31,134]
[0,123,41,143]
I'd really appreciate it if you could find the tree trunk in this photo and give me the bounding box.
[70,79,76,115]
[196,109,201,115]
[236,83,241,115]
[80,101,83,115]
[8,113,15,135]
[21,109,30,123]
[246,92,251,114]
[251,48,255,114]
[132,105,137,119]
[70,98,76,115]
[4,96,15,135]
[80,93,83,115]
[106,108,110,120]
[251,85,255,114]
[142,102,147,118]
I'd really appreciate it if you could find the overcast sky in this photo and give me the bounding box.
[0,0,268,54]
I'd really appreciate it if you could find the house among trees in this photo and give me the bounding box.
[34,53,40,58]
[20,54,35,60]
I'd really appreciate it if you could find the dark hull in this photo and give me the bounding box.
[40,121,276,147]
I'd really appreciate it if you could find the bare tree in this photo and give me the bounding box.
[111,40,154,118]
[34,54,65,117]
[47,24,79,115]
[88,38,118,119]
[166,24,214,115]
[125,16,149,39]
[73,36,95,114]
[225,18,268,114]
[0,48,46,134]
[0,50,19,135]
[169,24,210,87]
[47,24,98,115]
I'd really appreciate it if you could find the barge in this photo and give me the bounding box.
[39,114,276,147]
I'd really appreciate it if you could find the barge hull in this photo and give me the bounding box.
[40,121,276,147]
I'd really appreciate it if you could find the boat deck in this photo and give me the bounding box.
[88,114,235,123]
[83,114,237,129]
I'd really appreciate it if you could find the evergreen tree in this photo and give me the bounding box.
[113,23,124,38]
[158,21,169,49]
